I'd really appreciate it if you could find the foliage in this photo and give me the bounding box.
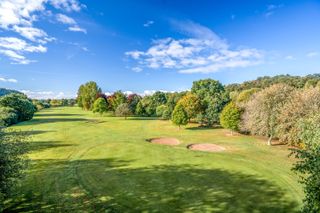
[0,130,29,206]
[0,93,36,122]
[177,93,201,120]
[242,84,295,145]
[162,108,171,120]
[226,74,320,92]
[115,103,131,119]
[127,94,141,114]
[171,103,188,128]
[235,88,260,107]
[77,81,101,110]
[278,87,320,146]
[292,114,320,213]
[0,107,18,127]
[135,101,146,116]
[191,79,227,126]
[92,98,108,115]
[0,88,21,97]
[220,102,242,132]
[108,91,127,111]
[156,105,168,117]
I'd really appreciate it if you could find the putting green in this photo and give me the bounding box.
[5,107,303,212]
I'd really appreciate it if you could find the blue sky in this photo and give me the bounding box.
[0,0,320,98]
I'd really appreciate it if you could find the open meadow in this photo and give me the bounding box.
[4,107,303,212]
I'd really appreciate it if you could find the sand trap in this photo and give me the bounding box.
[187,143,226,152]
[149,138,181,146]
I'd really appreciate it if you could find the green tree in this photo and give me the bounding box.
[236,88,260,107]
[171,103,188,129]
[177,93,201,120]
[220,102,241,133]
[0,107,18,127]
[135,101,146,116]
[109,91,127,111]
[0,93,36,122]
[92,98,108,115]
[0,130,29,207]
[156,105,168,118]
[242,84,295,145]
[191,79,227,126]
[77,81,101,110]
[115,103,131,119]
[292,113,320,213]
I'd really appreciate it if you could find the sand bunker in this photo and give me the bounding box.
[187,143,226,152]
[149,138,181,146]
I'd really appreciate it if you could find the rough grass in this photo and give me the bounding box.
[4,107,303,212]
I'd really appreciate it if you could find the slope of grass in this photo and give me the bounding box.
[4,107,303,212]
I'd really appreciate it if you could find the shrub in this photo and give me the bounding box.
[156,105,168,117]
[162,109,171,120]
[0,107,18,127]
[0,93,36,122]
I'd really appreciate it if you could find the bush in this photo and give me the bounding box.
[0,130,29,206]
[162,109,171,120]
[0,107,18,127]
[0,93,36,122]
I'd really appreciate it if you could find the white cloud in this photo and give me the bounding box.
[68,26,87,34]
[0,0,85,64]
[143,20,154,27]
[126,20,264,74]
[132,67,142,72]
[306,51,319,58]
[265,4,283,17]
[0,37,46,64]
[285,55,295,60]
[20,90,75,99]
[0,77,18,83]
[56,13,76,25]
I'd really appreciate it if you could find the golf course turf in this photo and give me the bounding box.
[4,107,303,212]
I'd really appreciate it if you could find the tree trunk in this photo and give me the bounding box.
[267,135,272,146]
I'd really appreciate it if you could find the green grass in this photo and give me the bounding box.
[5,107,303,212]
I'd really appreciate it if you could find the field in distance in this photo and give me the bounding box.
[5,107,303,212]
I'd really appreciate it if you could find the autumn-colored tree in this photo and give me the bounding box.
[242,84,295,145]
[278,87,320,146]
[177,93,201,120]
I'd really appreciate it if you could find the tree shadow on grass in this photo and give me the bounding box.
[4,158,300,213]
[186,126,222,131]
[35,114,83,117]
[19,118,92,126]
[28,141,76,152]
[127,117,158,121]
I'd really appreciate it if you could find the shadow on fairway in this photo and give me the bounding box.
[4,158,300,213]
[19,118,92,126]
[28,141,76,152]
[35,113,83,117]
[127,117,158,120]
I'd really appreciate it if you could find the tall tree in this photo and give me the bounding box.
[242,84,295,145]
[108,91,127,111]
[191,79,227,126]
[177,93,201,120]
[77,81,101,110]
[292,113,320,213]
[92,98,108,115]
[220,102,242,134]
[171,103,188,129]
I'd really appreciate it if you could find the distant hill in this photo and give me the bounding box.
[0,88,22,97]
[225,74,320,92]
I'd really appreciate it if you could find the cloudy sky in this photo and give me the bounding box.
[0,0,320,98]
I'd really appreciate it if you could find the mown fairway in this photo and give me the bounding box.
[5,107,303,212]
